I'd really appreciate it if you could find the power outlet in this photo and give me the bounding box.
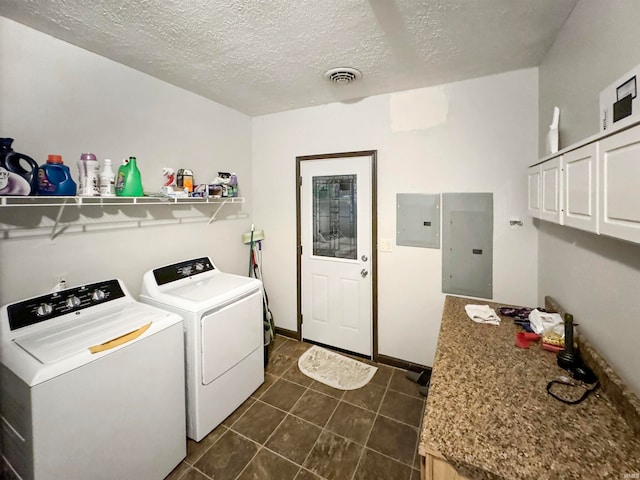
[53,273,68,288]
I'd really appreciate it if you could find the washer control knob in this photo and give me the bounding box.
[66,296,81,308]
[195,262,204,271]
[91,289,106,301]
[36,303,53,317]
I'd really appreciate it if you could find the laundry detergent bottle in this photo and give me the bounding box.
[0,138,39,196]
[77,152,100,196]
[115,156,144,197]
[37,155,77,196]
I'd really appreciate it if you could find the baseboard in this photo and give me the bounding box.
[303,339,370,361]
[274,328,430,373]
[376,353,430,373]
[275,326,300,341]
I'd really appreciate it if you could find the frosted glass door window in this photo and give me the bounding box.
[312,175,357,259]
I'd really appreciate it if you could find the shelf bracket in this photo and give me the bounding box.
[207,199,229,224]
[50,197,76,240]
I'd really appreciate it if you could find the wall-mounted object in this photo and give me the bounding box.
[547,106,560,154]
[600,64,640,133]
[442,193,493,299]
[396,193,440,248]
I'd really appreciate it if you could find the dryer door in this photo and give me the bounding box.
[201,290,263,385]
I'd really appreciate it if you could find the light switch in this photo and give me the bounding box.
[379,238,392,252]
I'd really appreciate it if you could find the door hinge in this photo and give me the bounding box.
[298,244,302,255]
[298,176,302,186]
[300,314,303,325]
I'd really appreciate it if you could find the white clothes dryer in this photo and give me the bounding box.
[0,279,186,480]
[140,257,264,442]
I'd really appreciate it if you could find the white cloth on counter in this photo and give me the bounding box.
[464,304,500,325]
[528,309,564,336]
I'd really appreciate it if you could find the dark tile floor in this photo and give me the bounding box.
[165,335,426,480]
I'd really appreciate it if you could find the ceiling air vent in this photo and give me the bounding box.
[324,67,362,85]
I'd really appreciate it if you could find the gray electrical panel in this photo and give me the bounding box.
[396,193,440,248]
[442,193,493,299]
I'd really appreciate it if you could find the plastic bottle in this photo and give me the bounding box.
[37,155,77,196]
[115,156,144,197]
[99,159,116,197]
[177,169,194,193]
[77,152,100,196]
[229,172,238,197]
[0,138,39,196]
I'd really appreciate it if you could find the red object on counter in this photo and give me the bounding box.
[542,342,564,353]
[515,332,541,349]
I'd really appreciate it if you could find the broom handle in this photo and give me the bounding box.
[248,225,255,277]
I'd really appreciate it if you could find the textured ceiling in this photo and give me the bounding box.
[1,0,578,116]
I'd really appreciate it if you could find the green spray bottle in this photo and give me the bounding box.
[115,156,144,197]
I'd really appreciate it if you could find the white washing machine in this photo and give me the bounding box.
[140,257,264,442]
[0,279,186,480]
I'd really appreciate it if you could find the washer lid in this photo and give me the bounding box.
[14,304,160,364]
[171,274,257,301]
[148,273,261,311]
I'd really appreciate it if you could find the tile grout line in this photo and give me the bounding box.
[348,370,393,480]
[229,362,298,480]
[223,408,312,480]
[183,425,229,467]
[180,341,421,480]
[223,339,296,480]
[233,348,335,479]
[388,371,423,475]
[232,445,263,480]
[249,394,397,460]
[170,337,300,480]
[295,382,343,480]
[412,402,427,475]
[182,462,216,480]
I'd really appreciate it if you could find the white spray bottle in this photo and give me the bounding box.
[547,106,560,154]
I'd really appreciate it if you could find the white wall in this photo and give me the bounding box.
[0,18,252,303]
[537,2,640,394]
[252,68,539,366]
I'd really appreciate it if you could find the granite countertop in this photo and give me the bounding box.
[418,295,640,480]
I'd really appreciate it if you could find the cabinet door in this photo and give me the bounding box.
[527,166,541,218]
[540,156,563,224]
[599,124,640,243]
[563,144,598,233]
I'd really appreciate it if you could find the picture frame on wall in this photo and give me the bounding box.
[616,76,636,101]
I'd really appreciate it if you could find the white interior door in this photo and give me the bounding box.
[300,156,372,356]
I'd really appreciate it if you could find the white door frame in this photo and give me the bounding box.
[296,150,377,359]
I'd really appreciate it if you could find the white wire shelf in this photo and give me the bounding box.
[0,196,246,238]
[0,195,245,207]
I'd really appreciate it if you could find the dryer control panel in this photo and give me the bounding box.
[6,280,126,331]
[153,257,215,286]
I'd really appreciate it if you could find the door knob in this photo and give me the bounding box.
[361,269,369,278]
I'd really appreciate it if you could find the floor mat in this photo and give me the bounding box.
[297,345,377,390]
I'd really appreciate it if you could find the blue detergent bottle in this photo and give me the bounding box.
[37,154,77,196]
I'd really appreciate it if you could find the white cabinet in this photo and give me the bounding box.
[599,124,640,243]
[527,166,541,218]
[530,121,640,245]
[540,156,563,224]
[563,143,598,233]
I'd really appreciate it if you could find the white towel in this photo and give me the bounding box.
[464,304,500,325]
